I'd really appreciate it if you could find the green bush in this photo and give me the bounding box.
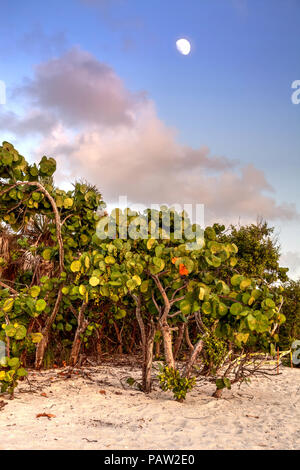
[158,366,196,401]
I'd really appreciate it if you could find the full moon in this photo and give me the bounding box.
[176,38,191,55]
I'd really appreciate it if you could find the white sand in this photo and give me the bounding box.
[0,360,299,450]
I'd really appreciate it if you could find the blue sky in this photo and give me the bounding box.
[0,0,299,277]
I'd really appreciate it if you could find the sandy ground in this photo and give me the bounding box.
[0,359,299,450]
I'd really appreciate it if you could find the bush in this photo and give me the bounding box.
[158,366,196,401]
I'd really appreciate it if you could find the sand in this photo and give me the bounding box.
[0,360,299,450]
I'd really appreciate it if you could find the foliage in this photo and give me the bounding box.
[215,376,231,391]
[278,280,300,349]
[201,334,228,373]
[0,141,292,400]
[0,141,105,392]
[158,365,196,401]
[0,354,27,395]
[218,220,289,284]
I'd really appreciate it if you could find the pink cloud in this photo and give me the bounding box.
[2,47,298,223]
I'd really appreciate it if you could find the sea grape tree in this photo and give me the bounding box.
[0,142,287,400]
[80,207,284,397]
[0,142,104,392]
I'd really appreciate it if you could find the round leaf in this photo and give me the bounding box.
[36,299,47,312]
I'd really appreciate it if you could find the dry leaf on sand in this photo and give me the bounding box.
[36,413,56,419]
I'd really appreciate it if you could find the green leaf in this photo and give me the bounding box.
[126,377,135,386]
[235,332,249,345]
[132,275,142,286]
[147,238,156,250]
[223,378,231,390]
[36,299,47,312]
[242,293,251,304]
[5,325,16,337]
[204,227,216,240]
[240,279,251,290]
[265,298,276,309]
[89,276,100,287]
[17,368,28,377]
[218,303,228,317]
[251,289,261,300]
[32,191,41,202]
[199,287,205,301]
[230,303,242,316]
[153,257,164,268]
[140,280,149,293]
[39,156,56,176]
[79,285,87,295]
[202,301,212,315]
[246,314,257,331]
[230,243,238,254]
[42,248,52,261]
[15,325,27,340]
[7,357,20,369]
[216,378,226,390]
[31,332,43,344]
[126,279,137,291]
[100,286,110,297]
[180,299,192,316]
[155,245,164,257]
[71,260,81,272]
[3,298,14,312]
[63,197,74,209]
[216,281,230,295]
[30,286,41,298]
[231,274,243,287]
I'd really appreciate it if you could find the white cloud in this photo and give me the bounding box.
[280,252,300,280]
[1,47,298,224]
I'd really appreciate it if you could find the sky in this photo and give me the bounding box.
[0,0,299,278]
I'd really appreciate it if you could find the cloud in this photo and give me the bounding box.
[0,110,56,136]
[280,252,300,280]
[2,47,299,224]
[15,48,145,128]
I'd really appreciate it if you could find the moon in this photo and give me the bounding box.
[176,38,191,56]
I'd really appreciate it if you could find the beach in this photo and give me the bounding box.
[0,360,299,450]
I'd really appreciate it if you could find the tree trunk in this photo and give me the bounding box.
[128,322,137,354]
[142,322,155,393]
[95,327,104,359]
[160,320,175,369]
[35,288,62,369]
[183,339,204,378]
[185,326,194,353]
[155,337,161,358]
[69,302,88,367]
[212,388,223,399]
[134,295,146,353]
[133,295,155,393]
[174,324,185,360]
[113,321,123,355]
